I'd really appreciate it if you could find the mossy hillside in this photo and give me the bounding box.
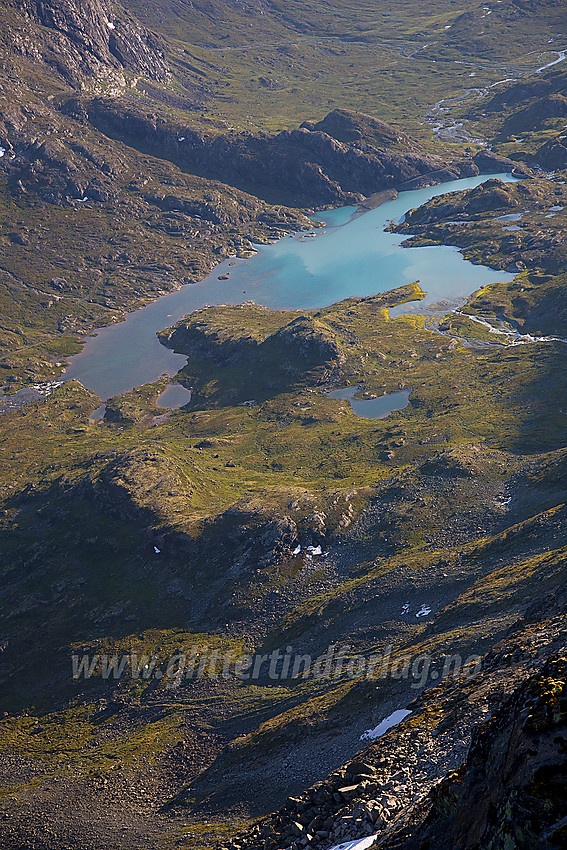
[433,541,567,629]
[1,291,564,620]
[1,286,562,556]
[127,0,470,48]
[1,288,566,745]
[256,505,567,687]
[0,377,376,710]
[160,285,424,407]
[434,40,567,167]
[125,0,567,61]
[103,378,170,425]
[465,271,567,337]
[0,706,182,777]
[422,0,567,71]
[1,423,566,833]
[0,620,326,800]
[161,287,567,455]
[125,0,567,140]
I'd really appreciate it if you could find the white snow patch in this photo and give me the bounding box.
[107,21,115,29]
[154,546,161,554]
[360,709,411,742]
[28,380,63,396]
[416,605,431,618]
[178,136,185,142]
[306,545,322,555]
[400,603,410,615]
[0,147,5,158]
[292,545,301,555]
[490,77,518,89]
[326,837,378,850]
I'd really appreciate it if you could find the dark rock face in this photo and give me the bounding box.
[536,134,567,170]
[163,320,262,367]
[301,108,414,152]
[386,656,567,850]
[394,178,520,227]
[17,0,169,84]
[471,149,528,178]
[83,101,486,206]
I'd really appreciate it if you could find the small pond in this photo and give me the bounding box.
[328,386,412,419]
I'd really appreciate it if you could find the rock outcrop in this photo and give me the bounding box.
[162,309,346,404]
[536,133,567,170]
[14,0,169,86]
[381,655,567,850]
[218,642,567,850]
[80,101,499,207]
[300,109,414,153]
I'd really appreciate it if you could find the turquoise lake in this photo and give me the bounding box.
[63,174,517,400]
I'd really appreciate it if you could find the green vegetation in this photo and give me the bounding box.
[1,0,567,845]
[130,0,567,135]
[1,275,566,836]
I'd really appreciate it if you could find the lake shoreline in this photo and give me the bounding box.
[59,174,517,402]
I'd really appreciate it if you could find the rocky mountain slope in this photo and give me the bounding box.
[0,0,567,848]
[80,99,493,206]
[1,282,566,848]
[225,630,567,850]
[3,0,169,87]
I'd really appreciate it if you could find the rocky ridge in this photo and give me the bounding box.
[219,616,567,850]
[78,99,522,207]
[7,0,169,88]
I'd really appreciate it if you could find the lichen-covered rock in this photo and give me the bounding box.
[19,0,169,86]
